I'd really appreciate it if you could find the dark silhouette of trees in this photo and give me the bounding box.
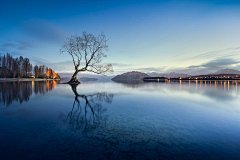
[46,67,53,79]
[34,65,39,78]
[18,56,24,77]
[34,65,46,78]
[12,59,18,78]
[38,65,45,78]
[0,53,33,78]
[1,54,7,78]
[22,58,32,77]
[6,53,12,76]
[0,53,60,79]
[60,31,113,84]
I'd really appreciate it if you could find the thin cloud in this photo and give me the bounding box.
[177,47,240,62]
[136,66,166,73]
[188,58,240,69]
[170,58,240,75]
[17,40,33,50]
[111,63,133,67]
[0,51,25,57]
[30,57,76,73]
[202,59,240,68]
[2,43,16,47]
[0,48,7,52]
[21,19,67,44]
[1,40,33,50]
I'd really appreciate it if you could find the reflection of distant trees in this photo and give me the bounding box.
[0,82,32,106]
[112,80,146,88]
[0,80,58,106]
[60,84,114,131]
[34,80,57,94]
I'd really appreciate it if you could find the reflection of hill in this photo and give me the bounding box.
[0,80,59,106]
[60,84,114,131]
[112,80,147,88]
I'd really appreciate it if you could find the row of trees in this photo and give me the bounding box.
[0,53,60,79]
[33,65,47,78]
[34,65,60,79]
[0,53,32,78]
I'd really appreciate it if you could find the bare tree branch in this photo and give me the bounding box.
[61,31,113,83]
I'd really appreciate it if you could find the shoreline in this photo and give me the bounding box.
[0,78,61,82]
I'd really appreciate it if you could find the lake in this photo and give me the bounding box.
[0,80,240,159]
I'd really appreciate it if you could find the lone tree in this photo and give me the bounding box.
[61,31,113,84]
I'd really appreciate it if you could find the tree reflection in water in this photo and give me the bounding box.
[60,84,114,131]
[0,80,59,106]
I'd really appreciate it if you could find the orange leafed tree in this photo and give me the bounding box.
[46,68,60,79]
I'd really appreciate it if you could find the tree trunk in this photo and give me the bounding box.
[68,70,80,84]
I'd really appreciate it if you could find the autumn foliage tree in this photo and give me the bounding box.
[60,31,113,84]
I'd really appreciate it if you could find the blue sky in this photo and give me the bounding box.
[1,0,240,75]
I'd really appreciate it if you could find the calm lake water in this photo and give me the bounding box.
[0,80,240,160]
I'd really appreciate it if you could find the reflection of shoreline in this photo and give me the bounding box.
[111,80,239,101]
[169,80,240,87]
[0,80,59,106]
[144,79,240,89]
[0,78,60,82]
[169,80,239,90]
[171,80,239,101]
[169,80,240,82]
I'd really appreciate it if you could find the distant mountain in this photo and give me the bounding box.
[212,69,240,75]
[79,77,98,81]
[147,72,191,78]
[112,71,150,81]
